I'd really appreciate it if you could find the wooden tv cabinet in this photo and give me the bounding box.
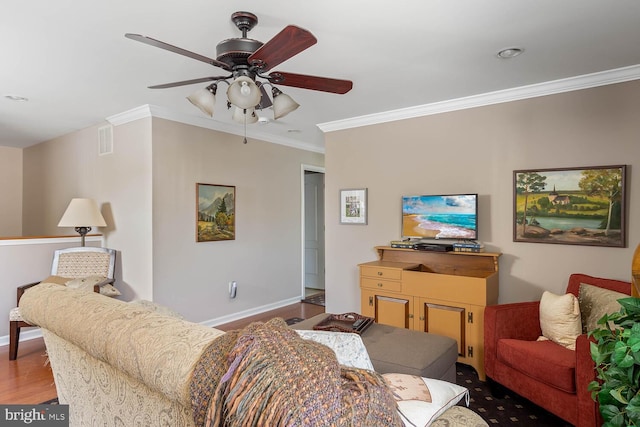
[359,246,500,381]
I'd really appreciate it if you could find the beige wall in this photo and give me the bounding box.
[16,117,323,326]
[0,146,23,236]
[324,80,640,314]
[22,119,153,300]
[151,119,324,322]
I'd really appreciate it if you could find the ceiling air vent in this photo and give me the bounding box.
[98,125,113,155]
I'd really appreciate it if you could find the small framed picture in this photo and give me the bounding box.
[196,183,236,242]
[340,188,368,225]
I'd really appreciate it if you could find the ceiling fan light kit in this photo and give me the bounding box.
[126,11,352,127]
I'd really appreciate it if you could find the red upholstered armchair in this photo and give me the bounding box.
[484,274,631,427]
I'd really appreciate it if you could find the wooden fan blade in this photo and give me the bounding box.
[248,26,317,72]
[148,76,229,89]
[268,72,353,94]
[125,33,231,71]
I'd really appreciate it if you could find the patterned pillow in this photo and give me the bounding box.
[40,275,72,285]
[578,283,626,333]
[383,373,469,426]
[294,330,374,370]
[65,276,121,297]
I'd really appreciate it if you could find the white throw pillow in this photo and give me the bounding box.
[295,330,375,371]
[383,373,469,427]
[539,291,582,350]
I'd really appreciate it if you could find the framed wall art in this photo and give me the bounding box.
[196,183,236,242]
[340,188,368,225]
[513,165,626,247]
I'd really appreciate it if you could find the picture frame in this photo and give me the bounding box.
[513,165,626,247]
[196,183,236,242]
[340,188,368,225]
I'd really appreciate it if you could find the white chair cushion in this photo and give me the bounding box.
[9,307,23,322]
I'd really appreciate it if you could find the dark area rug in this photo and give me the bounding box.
[301,292,325,306]
[456,363,573,426]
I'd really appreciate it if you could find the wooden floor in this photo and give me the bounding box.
[0,302,324,404]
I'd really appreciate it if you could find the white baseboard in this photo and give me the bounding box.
[201,296,302,328]
[0,327,42,347]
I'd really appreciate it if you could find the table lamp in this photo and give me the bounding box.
[58,198,107,246]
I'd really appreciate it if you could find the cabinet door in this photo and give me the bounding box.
[416,298,466,357]
[361,289,413,329]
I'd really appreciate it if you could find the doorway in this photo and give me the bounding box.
[302,166,325,303]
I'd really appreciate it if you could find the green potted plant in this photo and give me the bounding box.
[589,297,640,427]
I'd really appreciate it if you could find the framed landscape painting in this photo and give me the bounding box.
[196,183,235,242]
[513,165,626,247]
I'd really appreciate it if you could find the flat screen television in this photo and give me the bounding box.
[402,193,478,240]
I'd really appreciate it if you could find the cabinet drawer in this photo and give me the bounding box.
[360,266,403,280]
[361,277,402,292]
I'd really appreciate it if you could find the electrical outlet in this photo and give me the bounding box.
[229,281,237,298]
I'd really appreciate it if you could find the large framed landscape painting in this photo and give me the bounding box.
[196,183,235,242]
[514,165,626,247]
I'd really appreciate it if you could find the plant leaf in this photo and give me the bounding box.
[618,297,640,315]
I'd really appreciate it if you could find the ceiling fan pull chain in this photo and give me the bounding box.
[243,109,248,144]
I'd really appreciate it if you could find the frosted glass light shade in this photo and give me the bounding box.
[272,89,299,119]
[227,76,260,109]
[232,107,258,124]
[187,85,217,117]
[58,198,106,227]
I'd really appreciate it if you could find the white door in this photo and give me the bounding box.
[304,172,325,289]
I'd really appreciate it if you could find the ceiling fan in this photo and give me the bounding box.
[125,11,353,125]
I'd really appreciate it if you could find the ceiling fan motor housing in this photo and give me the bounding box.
[216,38,263,69]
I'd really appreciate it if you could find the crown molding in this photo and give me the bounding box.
[106,105,323,153]
[318,64,640,133]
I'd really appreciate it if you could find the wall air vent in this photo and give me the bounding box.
[98,125,113,155]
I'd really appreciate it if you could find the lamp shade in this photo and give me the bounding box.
[272,88,299,119]
[232,107,259,124]
[58,198,107,228]
[227,76,261,109]
[187,84,217,117]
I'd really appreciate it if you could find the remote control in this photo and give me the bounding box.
[353,319,365,329]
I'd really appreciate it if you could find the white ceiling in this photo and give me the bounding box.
[2,1,640,152]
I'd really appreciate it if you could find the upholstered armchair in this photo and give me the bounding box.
[484,273,631,427]
[9,247,116,360]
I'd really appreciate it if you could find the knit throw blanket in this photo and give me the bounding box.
[190,318,401,427]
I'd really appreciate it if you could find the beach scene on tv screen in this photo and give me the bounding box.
[402,194,477,239]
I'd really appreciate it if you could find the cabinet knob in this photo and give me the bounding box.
[408,314,414,319]
[377,283,383,287]
[377,271,383,276]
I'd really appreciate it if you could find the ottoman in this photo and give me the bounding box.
[291,313,458,383]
